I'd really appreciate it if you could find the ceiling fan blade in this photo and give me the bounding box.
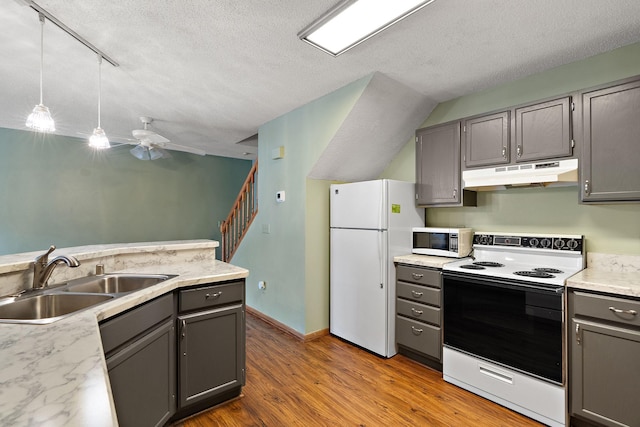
[132,129,170,144]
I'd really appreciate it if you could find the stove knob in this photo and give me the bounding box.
[554,239,566,249]
[540,238,551,248]
[480,235,489,244]
[529,238,539,247]
[567,239,579,250]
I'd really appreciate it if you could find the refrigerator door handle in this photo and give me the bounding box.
[378,230,384,289]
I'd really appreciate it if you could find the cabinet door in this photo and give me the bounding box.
[464,111,510,168]
[515,97,573,162]
[416,122,461,206]
[571,318,640,427]
[106,320,176,427]
[581,78,640,202]
[178,304,244,409]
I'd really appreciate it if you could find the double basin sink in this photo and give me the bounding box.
[0,273,177,324]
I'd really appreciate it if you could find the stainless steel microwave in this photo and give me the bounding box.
[412,227,473,258]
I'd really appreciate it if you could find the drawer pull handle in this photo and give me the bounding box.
[609,306,638,316]
[411,290,423,298]
[411,273,424,280]
[411,308,423,316]
[206,292,222,299]
[411,326,423,335]
[479,364,513,384]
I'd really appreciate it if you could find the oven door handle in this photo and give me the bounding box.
[443,271,564,295]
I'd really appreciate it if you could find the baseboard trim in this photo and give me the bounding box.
[246,306,329,342]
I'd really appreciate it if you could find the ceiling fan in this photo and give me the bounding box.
[127,116,207,160]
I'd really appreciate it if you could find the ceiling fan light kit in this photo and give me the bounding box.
[130,144,164,161]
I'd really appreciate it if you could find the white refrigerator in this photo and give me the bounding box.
[330,179,425,357]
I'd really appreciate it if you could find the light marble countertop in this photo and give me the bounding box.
[567,269,640,298]
[0,241,247,427]
[394,253,461,269]
[566,253,640,298]
[0,240,218,275]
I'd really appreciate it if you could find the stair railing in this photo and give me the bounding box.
[220,161,258,262]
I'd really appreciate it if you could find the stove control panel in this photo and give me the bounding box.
[473,233,584,253]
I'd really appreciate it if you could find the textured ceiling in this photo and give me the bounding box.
[309,72,437,182]
[1,0,640,161]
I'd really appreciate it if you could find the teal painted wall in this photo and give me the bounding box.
[382,42,640,255]
[0,127,252,256]
[231,76,371,335]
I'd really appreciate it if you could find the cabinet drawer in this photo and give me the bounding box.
[396,265,441,288]
[397,299,440,326]
[397,281,440,306]
[573,291,640,328]
[100,293,173,355]
[179,281,244,313]
[396,316,441,360]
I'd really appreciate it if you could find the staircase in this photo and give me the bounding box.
[220,161,258,262]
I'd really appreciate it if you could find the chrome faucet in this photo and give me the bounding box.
[33,245,80,289]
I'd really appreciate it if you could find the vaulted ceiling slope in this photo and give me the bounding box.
[309,72,436,182]
[1,1,640,160]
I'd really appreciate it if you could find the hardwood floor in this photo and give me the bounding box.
[179,313,543,427]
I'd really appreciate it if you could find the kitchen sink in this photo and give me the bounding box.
[62,274,176,294]
[0,273,177,324]
[0,293,114,324]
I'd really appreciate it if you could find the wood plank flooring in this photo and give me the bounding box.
[179,313,543,427]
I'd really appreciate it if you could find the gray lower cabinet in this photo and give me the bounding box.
[100,280,246,426]
[176,281,245,416]
[569,290,640,427]
[100,294,176,427]
[580,76,640,202]
[416,122,476,207]
[395,264,442,368]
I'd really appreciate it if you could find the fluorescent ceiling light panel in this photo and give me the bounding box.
[300,0,435,56]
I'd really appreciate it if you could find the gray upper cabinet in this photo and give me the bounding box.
[463,111,510,168]
[581,77,640,202]
[416,122,461,206]
[515,96,573,162]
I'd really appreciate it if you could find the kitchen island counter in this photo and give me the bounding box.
[0,240,248,427]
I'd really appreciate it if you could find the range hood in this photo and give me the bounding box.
[462,158,578,191]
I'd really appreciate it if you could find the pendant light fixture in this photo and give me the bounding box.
[26,13,55,133]
[88,55,110,149]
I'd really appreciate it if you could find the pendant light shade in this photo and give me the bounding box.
[89,127,110,149]
[26,13,55,133]
[88,55,110,149]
